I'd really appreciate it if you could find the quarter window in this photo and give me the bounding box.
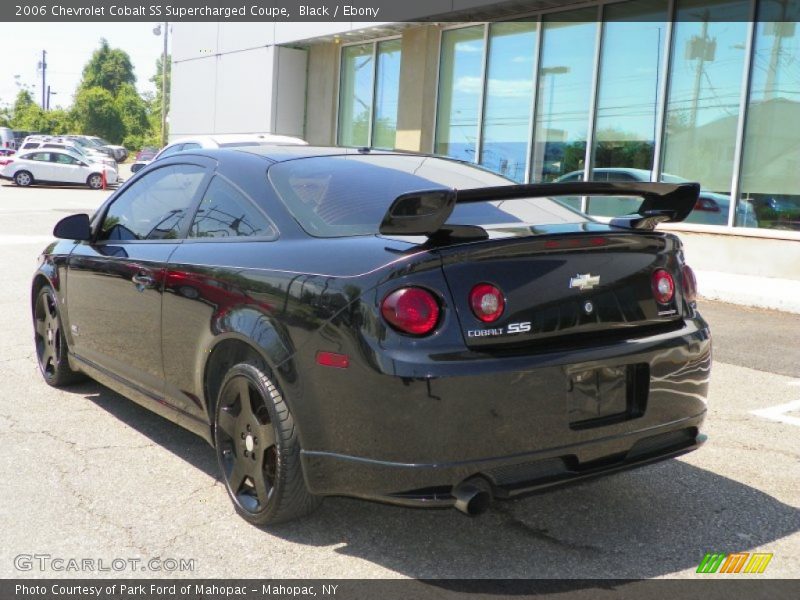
[189,177,276,239]
[98,164,206,241]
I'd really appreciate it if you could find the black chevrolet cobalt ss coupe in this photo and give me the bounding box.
[33,146,711,524]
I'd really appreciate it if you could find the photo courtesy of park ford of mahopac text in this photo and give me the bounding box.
[1,0,800,599]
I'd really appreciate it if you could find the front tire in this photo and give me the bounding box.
[14,170,33,187]
[33,286,85,387]
[87,173,103,190]
[214,362,320,525]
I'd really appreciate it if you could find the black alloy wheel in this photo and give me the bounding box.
[33,286,84,387]
[214,362,320,525]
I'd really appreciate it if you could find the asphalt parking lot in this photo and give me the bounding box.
[0,181,798,579]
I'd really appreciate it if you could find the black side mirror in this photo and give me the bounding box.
[53,214,91,241]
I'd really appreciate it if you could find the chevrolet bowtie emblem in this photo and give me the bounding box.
[570,273,601,290]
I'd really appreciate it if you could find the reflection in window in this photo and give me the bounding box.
[338,44,374,147]
[593,0,667,179]
[99,165,205,241]
[739,3,800,230]
[435,26,485,162]
[480,22,537,183]
[531,10,597,182]
[190,177,276,239]
[373,39,402,149]
[661,0,749,228]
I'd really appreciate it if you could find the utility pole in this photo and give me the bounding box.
[161,22,168,147]
[40,50,47,109]
[46,86,56,110]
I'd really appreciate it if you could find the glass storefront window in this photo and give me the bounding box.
[479,22,537,183]
[661,0,750,226]
[593,0,668,180]
[373,39,402,150]
[338,44,374,147]
[531,9,598,183]
[435,26,485,162]
[739,4,800,230]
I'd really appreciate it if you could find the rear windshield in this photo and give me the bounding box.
[268,155,587,238]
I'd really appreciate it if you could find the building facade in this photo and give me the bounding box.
[171,0,800,311]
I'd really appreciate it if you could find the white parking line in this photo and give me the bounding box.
[751,382,800,426]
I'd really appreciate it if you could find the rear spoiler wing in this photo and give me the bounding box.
[378,181,700,236]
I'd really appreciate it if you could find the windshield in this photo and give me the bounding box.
[268,155,587,238]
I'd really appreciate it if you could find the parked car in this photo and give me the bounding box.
[85,136,128,162]
[34,147,710,524]
[0,126,16,151]
[17,136,118,171]
[1,149,117,189]
[130,146,160,173]
[555,168,759,227]
[151,133,307,162]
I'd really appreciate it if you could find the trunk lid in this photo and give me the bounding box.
[437,225,686,350]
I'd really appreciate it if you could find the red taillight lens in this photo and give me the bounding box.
[682,265,697,303]
[652,269,675,304]
[0,159,13,167]
[469,283,505,323]
[381,287,440,335]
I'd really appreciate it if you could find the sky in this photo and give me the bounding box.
[0,23,166,110]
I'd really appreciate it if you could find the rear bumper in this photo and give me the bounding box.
[301,418,705,507]
[296,316,712,505]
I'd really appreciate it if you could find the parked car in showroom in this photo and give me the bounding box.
[556,168,758,227]
[2,148,117,188]
[33,147,710,524]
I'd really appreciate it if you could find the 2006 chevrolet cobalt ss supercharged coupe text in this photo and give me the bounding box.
[32,146,711,524]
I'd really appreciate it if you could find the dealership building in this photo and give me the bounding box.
[170,0,800,311]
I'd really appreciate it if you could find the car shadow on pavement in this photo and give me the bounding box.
[77,380,800,580]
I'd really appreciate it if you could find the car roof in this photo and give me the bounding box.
[222,145,407,163]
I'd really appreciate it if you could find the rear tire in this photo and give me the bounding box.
[214,362,320,525]
[33,286,85,387]
[14,170,33,187]
[87,173,103,190]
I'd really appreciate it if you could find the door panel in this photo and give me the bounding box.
[66,242,178,397]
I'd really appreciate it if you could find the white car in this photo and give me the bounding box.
[17,136,118,171]
[152,133,307,162]
[0,149,117,189]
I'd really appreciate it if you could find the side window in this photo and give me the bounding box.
[189,177,276,239]
[182,143,201,150]
[30,152,50,162]
[22,143,38,150]
[98,164,206,242]
[52,154,77,165]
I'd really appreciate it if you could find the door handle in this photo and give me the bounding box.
[132,272,156,289]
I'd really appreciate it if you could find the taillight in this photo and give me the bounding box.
[652,269,675,304]
[682,265,697,303]
[469,283,505,323]
[0,159,12,167]
[381,287,440,336]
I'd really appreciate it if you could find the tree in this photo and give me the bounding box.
[115,83,150,148]
[80,38,136,96]
[71,87,124,143]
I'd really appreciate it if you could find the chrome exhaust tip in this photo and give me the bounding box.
[452,479,492,516]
